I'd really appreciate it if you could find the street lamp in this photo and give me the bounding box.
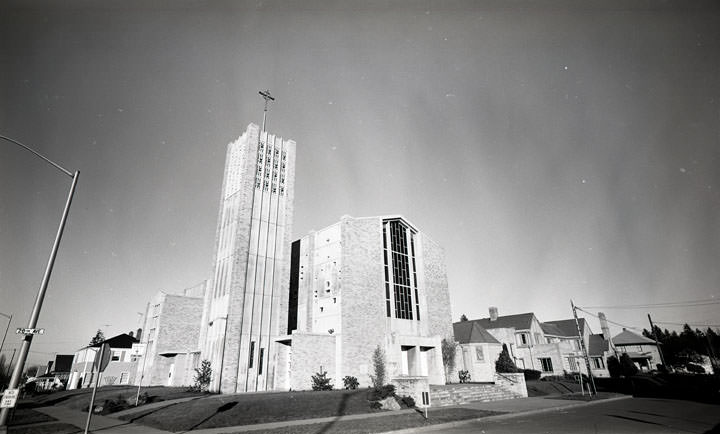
[0,135,79,429]
[0,313,11,362]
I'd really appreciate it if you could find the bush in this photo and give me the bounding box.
[193,360,212,392]
[686,363,705,374]
[370,346,386,389]
[343,375,359,390]
[496,344,518,373]
[458,370,471,383]
[368,384,396,401]
[523,369,542,381]
[370,401,382,410]
[441,338,458,382]
[400,395,416,408]
[619,353,639,377]
[607,355,622,378]
[311,370,333,391]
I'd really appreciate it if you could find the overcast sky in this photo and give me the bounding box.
[1,0,719,365]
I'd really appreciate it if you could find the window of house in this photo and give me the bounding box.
[516,358,525,369]
[592,357,605,369]
[249,341,255,368]
[539,358,553,372]
[475,347,484,362]
[519,334,528,346]
[567,357,578,371]
[111,351,120,361]
[119,372,129,384]
[546,337,553,344]
[534,333,542,345]
[637,345,643,352]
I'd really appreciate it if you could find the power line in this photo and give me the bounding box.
[654,321,720,329]
[580,298,720,310]
[575,307,643,332]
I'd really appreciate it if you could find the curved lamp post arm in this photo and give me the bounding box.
[0,135,79,429]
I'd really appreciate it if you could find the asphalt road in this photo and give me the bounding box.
[423,398,720,434]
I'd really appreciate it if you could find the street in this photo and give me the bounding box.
[423,398,720,434]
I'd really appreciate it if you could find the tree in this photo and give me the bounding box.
[460,314,468,322]
[606,355,621,378]
[193,359,212,392]
[311,369,333,390]
[495,343,518,373]
[619,353,638,377]
[441,338,458,382]
[370,345,386,389]
[89,329,105,346]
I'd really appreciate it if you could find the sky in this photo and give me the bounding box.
[1,0,719,365]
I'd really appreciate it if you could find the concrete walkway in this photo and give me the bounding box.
[18,393,631,434]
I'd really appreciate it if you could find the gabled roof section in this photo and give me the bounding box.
[453,321,500,344]
[542,318,588,337]
[588,334,610,356]
[613,329,656,346]
[474,312,535,331]
[84,333,139,350]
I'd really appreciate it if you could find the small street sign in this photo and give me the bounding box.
[15,328,44,335]
[0,389,19,409]
[93,343,111,372]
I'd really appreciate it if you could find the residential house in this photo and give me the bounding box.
[452,320,502,382]
[613,328,662,371]
[67,333,139,389]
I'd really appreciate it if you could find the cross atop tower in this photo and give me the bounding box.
[259,89,275,132]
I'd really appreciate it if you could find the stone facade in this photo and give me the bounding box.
[135,287,205,387]
[200,123,296,393]
[278,215,453,391]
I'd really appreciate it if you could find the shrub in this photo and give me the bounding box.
[495,344,518,373]
[370,346,386,389]
[458,370,471,383]
[370,401,382,410]
[400,395,416,408]
[342,375,359,390]
[607,355,622,378]
[686,363,705,374]
[368,384,396,401]
[193,359,212,392]
[311,369,333,391]
[523,369,542,381]
[619,353,638,377]
[441,338,458,382]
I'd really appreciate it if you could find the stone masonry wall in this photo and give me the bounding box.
[340,216,388,387]
[289,333,336,390]
[420,233,454,341]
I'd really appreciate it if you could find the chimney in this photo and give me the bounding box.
[489,306,498,322]
[136,328,143,341]
[598,312,611,340]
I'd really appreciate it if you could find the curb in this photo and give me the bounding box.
[384,395,633,434]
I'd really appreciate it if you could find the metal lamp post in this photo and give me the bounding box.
[0,135,79,429]
[0,313,11,364]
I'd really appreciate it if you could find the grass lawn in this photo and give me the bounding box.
[23,385,208,412]
[121,389,408,431]
[548,391,621,401]
[234,408,503,434]
[8,423,79,434]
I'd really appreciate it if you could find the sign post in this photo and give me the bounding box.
[84,343,110,434]
[133,344,147,406]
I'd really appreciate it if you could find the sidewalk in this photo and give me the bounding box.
[17,393,631,434]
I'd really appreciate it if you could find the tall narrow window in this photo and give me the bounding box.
[258,348,265,375]
[383,219,419,320]
[249,341,255,368]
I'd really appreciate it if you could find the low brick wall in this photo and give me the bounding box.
[494,372,527,397]
[392,376,429,406]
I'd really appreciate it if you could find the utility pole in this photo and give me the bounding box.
[571,300,596,396]
[647,314,667,369]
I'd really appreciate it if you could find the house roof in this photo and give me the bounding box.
[588,334,610,356]
[453,321,500,344]
[612,329,656,346]
[83,333,139,350]
[541,318,588,337]
[474,312,535,331]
